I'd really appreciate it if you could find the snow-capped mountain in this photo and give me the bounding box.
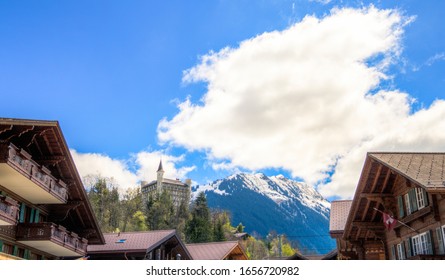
[193,173,335,254]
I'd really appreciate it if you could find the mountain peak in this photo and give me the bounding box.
[192,173,335,254]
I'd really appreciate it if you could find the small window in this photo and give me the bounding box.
[115,239,127,244]
[416,188,426,209]
[404,193,412,215]
[411,231,433,256]
[396,243,406,260]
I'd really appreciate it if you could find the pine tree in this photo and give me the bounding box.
[85,175,121,232]
[145,190,176,230]
[186,192,212,243]
[236,223,245,233]
[213,218,225,241]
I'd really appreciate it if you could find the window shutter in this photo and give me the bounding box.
[423,189,429,206]
[397,196,405,218]
[405,238,412,258]
[426,230,433,255]
[409,188,418,213]
[391,245,396,260]
[29,208,35,223]
[19,203,26,223]
[436,227,444,254]
[24,249,30,260]
[0,240,3,252]
[12,245,18,256]
[34,209,40,223]
[401,243,406,259]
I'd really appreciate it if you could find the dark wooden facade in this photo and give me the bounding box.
[330,152,445,260]
[0,118,104,259]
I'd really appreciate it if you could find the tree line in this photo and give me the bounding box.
[84,175,298,259]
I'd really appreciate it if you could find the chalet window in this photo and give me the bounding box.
[2,243,13,255]
[411,231,433,256]
[404,239,412,258]
[396,242,406,260]
[397,196,404,218]
[404,193,412,215]
[400,187,428,216]
[415,188,426,209]
[436,226,444,255]
[390,245,396,260]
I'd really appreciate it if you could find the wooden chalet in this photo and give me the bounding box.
[0,118,104,259]
[87,230,192,260]
[186,241,248,260]
[330,152,445,260]
[287,249,338,260]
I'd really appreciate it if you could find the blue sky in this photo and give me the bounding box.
[1,1,445,199]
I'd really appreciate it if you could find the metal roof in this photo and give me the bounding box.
[87,230,177,253]
[329,200,352,232]
[186,241,246,260]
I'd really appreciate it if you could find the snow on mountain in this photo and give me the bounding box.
[192,173,335,255]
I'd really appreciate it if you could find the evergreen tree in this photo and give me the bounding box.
[175,199,190,240]
[85,175,121,232]
[186,192,212,243]
[213,218,225,241]
[236,223,245,233]
[145,190,175,230]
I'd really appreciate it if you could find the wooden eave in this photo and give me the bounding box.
[367,153,429,191]
[343,156,396,241]
[145,231,192,260]
[0,118,104,244]
[222,243,248,260]
[343,152,445,243]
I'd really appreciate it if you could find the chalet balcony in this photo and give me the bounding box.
[0,143,68,204]
[16,222,88,257]
[408,254,445,260]
[0,195,19,225]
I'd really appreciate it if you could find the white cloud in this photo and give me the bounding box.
[425,52,445,66]
[135,151,196,183]
[158,6,445,199]
[309,0,332,5]
[70,149,195,190]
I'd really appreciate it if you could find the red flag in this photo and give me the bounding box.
[382,212,397,231]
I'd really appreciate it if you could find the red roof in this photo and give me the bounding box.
[186,241,247,260]
[88,230,178,253]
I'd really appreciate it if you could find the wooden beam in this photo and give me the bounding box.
[380,166,392,193]
[432,194,441,221]
[359,193,393,204]
[34,155,66,166]
[352,221,385,230]
[369,164,382,193]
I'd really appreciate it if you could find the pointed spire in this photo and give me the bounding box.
[157,159,164,172]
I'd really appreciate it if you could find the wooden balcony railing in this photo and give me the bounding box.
[2,143,68,203]
[0,195,19,225]
[16,222,88,256]
[408,254,445,260]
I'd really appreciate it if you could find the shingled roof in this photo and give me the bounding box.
[329,200,352,235]
[369,152,445,193]
[186,241,247,260]
[87,230,191,259]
